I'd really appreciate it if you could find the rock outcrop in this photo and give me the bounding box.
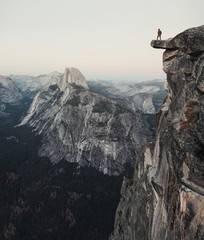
[151,38,175,50]
[19,68,151,176]
[170,25,204,54]
[110,25,204,239]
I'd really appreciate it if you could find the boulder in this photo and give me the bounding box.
[170,25,204,54]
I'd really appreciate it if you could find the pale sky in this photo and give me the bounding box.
[0,0,203,81]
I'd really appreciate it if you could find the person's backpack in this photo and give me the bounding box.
[158,29,162,35]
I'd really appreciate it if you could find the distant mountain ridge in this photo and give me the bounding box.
[0,76,23,117]
[88,78,165,95]
[8,70,166,115]
[10,71,62,98]
[0,76,23,104]
[88,79,167,114]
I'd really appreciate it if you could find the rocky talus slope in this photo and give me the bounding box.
[110,25,204,240]
[19,67,151,176]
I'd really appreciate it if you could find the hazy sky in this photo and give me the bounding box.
[0,0,203,80]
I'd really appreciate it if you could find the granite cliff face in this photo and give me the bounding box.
[110,25,204,239]
[19,67,151,176]
[109,143,154,240]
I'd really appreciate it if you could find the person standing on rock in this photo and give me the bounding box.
[157,28,162,40]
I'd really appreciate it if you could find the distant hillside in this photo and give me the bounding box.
[88,79,167,134]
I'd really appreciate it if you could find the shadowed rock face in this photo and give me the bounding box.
[19,68,151,176]
[110,25,204,240]
[109,143,155,240]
